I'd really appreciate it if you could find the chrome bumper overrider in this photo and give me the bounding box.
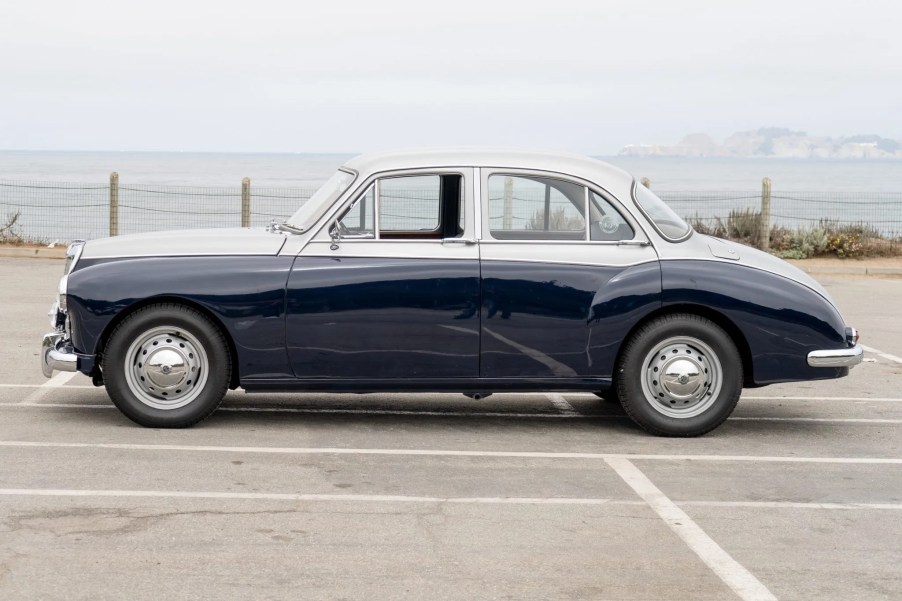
[42,331,78,378]
[807,345,864,368]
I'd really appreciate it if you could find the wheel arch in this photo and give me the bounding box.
[95,295,241,390]
[615,304,755,388]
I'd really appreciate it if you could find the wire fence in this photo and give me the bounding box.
[1,179,900,255]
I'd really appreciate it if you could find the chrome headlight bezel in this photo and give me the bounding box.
[64,240,86,276]
[58,240,85,314]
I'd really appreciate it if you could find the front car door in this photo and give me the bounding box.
[477,169,661,381]
[286,169,481,381]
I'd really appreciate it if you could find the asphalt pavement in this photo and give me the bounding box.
[1,258,901,601]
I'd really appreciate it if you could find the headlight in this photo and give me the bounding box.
[58,275,68,313]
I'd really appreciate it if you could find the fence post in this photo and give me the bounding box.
[241,177,251,227]
[640,177,651,189]
[109,172,119,237]
[502,176,513,231]
[759,177,772,251]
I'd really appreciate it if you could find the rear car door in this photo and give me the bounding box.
[478,169,660,379]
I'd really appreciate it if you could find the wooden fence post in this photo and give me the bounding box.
[109,172,119,237]
[502,176,513,231]
[759,177,772,251]
[640,177,651,189]
[241,177,251,227]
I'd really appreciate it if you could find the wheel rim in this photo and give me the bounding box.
[639,336,723,419]
[123,325,209,410]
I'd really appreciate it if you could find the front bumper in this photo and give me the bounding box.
[42,331,78,378]
[807,345,864,368]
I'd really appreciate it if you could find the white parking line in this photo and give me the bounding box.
[729,417,902,424]
[0,488,641,506]
[861,344,902,365]
[743,396,902,402]
[1,488,898,512]
[2,441,901,464]
[544,393,579,415]
[605,457,777,601]
[5,403,902,425]
[0,383,93,389]
[17,371,79,404]
[681,500,902,511]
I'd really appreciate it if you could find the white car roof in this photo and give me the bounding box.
[343,147,635,188]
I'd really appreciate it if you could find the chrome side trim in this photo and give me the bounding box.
[807,345,863,368]
[42,332,78,378]
[473,167,482,241]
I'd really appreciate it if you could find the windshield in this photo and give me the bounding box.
[632,181,691,241]
[285,169,356,231]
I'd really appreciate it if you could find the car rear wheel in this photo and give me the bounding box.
[102,303,231,428]
[616,314,741,437]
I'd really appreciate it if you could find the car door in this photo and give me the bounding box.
[285,169,481,381]
[477,169,661,379]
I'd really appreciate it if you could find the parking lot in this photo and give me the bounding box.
[1,257,901,601]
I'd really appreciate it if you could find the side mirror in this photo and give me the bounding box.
[329,221,341,251]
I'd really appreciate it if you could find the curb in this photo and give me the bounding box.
[789,263,902,276]
[0,247,67,260]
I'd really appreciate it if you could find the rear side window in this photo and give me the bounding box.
[488,175,586,240]
[589,191,633,241]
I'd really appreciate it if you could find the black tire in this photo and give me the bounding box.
[102,303,231,428]
[616,313,742,437]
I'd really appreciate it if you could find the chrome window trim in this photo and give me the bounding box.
[477,239,649,246]
[483,172,589,241]
[285,168,358,233]
[310,167,470,244]
[473,167,483,241]
[631,179,693,243]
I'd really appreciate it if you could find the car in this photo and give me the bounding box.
[41,148,863,436]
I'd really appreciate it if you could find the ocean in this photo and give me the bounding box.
[2,150,901,191]
[1,151,900,241]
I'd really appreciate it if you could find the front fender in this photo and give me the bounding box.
[66,256,295,380]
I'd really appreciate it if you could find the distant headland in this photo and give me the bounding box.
[619,128,902,159]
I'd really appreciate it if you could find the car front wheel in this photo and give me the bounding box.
[102,303,231,428]
[616,314,742,437]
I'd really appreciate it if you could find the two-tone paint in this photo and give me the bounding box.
[46,148,861,395]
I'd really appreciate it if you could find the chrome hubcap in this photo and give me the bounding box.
[640,337,723,418]
[123,326,208,410]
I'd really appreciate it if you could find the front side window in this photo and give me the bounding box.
[333,173,463,240]
[337,183,375,237]
[633,181,691,241]
[379,175,441,233]
[488,175,586,240]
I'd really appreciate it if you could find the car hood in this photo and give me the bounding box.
[80,228,287,259]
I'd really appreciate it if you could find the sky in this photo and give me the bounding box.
[1,0,900,154]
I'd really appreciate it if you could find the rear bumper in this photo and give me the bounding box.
[41,331,78,378]
[807,345,864,368]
